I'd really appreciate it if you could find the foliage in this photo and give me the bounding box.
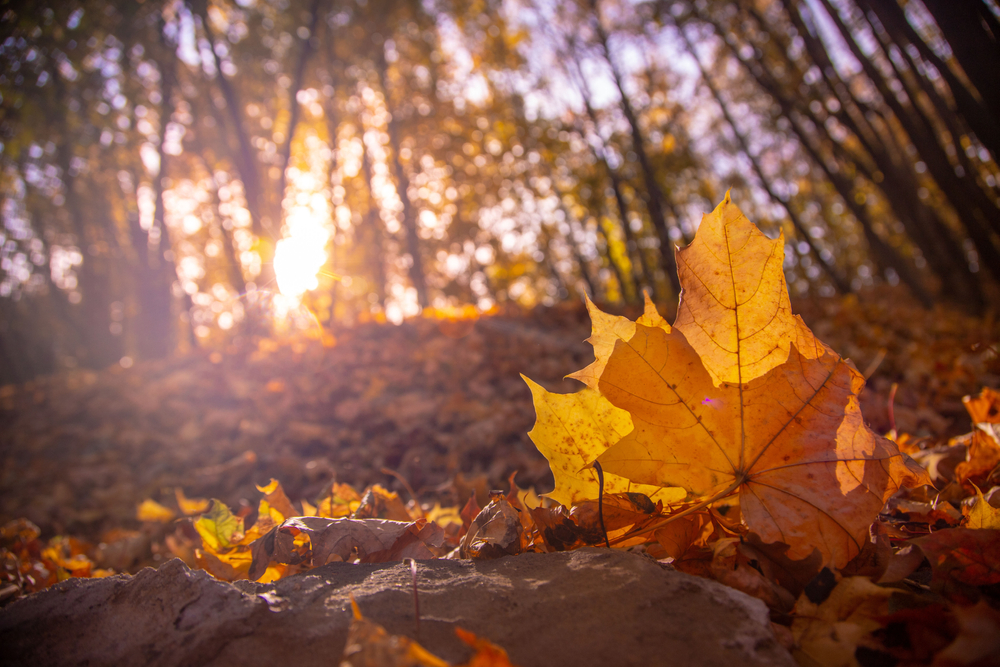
[2,0,999,383]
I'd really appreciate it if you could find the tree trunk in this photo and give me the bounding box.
[374,47,428,309]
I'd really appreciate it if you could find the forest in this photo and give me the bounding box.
[0,0,998,382]
[2,1,1000,666]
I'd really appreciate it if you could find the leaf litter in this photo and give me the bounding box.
[2,195,1000,666]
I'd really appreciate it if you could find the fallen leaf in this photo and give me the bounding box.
[316,483,363,518]
[256,478,298,520]
[194,500,244,553]
[354,484,413,522]
[522,377,685,507]
[652,511,714,560]
[340,596,450,667]
[566,293,670,390]
[791,576,894,667]
[955,430,1000,488]
[962,387,1000,424]
[596,321,928,567]
[933,600,1000,667]
[454,627,519,667]
[460,493,523,560]
[912,528,1000,589]
[964,485,1000,529]
[136,499,176,524]
[672,192,830,387]
[174,489,210,516]
[248,516,442,580]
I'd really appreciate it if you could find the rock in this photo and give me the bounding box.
[0,548,794,667]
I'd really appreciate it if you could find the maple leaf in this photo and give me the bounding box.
[671,192,830,387]
[194,500,244,552]
[532,195,929,569]
[964,485,1000,529]
[522,377,684,507]
[567,294,669,390]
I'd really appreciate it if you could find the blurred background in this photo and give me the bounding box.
[1,0,999,385]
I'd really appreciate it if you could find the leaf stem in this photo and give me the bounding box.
[593,461,611,549]
[608,479,742,546]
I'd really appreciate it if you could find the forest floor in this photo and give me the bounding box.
[0,285,998,599]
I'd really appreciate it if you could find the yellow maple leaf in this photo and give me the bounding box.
[567,293,669,390]
[194,500,244,553]
[673,192,831,387]
[965,485,1000,530]
[522,376,684,507]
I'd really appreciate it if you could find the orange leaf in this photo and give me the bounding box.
[455,627,519,667]
[597,323,928,568]
[673,192,831,387]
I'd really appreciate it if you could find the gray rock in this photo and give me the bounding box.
[0,548,795,667]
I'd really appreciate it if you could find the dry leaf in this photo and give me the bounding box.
[256,478,299,520]
[340,596,450,667]
[566,293,670,390]
[964,485,1000,529]
[355,484,413,522]
[174,489,210,516]
[460,493,522,560]
[912,528,1000,589]
[194,500,244,552]
[933,600,1000,667]
[672,192,830,387]
[454,628,519,667]
[596,322,928,567]
[791,576,894,667]
[249,516,443,580]
[136,499,176,524]
[522,377,686,507]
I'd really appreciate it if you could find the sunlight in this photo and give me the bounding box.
[273,203,332,299]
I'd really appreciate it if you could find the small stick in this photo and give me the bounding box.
[593,461,611,549]
[381,466,419,506]
[888,382,899,435]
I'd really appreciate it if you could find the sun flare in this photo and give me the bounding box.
[273,204,332,299]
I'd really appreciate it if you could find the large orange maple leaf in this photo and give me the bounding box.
[588,195,928,568]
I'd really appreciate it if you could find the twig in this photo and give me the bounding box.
[593,461,611,549]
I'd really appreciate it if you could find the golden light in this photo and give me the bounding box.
[273,203,332,299]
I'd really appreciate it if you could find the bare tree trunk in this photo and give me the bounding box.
[374,47,428,308]
[676,21,850,295]
[278,0,323,202]
[588,1,682,296]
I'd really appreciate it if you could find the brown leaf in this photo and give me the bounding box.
[255,478,298,520]
[791,576,894,667]
[652,511,714,560]
[248,517,443,581]
[354,484,414,522]
[912,528,1000,590]
[460,493,523,560]
[933,600,1000,667]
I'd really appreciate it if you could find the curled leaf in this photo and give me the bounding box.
[460,493,522,560]
[248,517,443,581]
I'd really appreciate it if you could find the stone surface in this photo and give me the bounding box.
[0,548,795,667]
